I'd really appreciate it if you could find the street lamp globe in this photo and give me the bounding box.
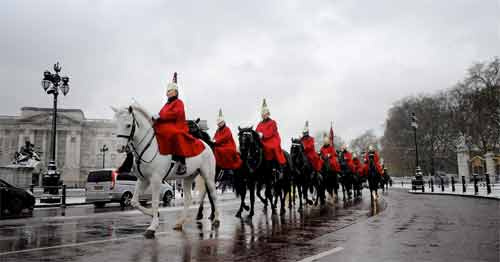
[41,79,51,92]
[60,84,70,96]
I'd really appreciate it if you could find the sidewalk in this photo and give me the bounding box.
[391,180,500,200]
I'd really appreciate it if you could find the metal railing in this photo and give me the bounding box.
[394,173,499,198]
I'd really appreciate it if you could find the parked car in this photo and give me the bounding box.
[85,169,174,208]
[0,178,35,218]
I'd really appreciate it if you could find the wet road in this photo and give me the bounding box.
[0,190,381,262]
[0,189,497,261]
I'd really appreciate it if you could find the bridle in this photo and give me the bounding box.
[116,108,158,177]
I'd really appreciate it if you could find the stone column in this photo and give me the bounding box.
[457,142,470,182]
[484,152,495,178]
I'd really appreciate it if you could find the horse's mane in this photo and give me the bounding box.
[130,102,153,126]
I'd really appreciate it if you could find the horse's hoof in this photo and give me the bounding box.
[235,212,242,218]
[243,205,250,211]
[173,224,183,231]
[280,209,286,216]
[144,230,155,239]
[212,220,220,228]
[209,213,215,221]
[271,209,277,216]
[196,213,203,221]
[298,207,303,213]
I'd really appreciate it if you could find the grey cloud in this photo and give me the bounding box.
[1,0,499,150]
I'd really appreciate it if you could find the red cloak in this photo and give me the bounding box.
[301,136,323,172]
[319,145,340,172]
[340,151,355,173]
[256,118,287,165]
[353,157,365,176]
[213,125,242,170]
[153,98,205,157]
[363,151,383,175]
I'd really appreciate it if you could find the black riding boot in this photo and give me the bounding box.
[172,155,186,175]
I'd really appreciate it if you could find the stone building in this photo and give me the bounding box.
[0,107,125,187]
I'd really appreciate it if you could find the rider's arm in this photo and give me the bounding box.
[158,101,182,122]
[261,121,278,140]
[214,129,230,146]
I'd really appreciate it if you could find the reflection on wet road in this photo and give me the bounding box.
[0,190,385,262]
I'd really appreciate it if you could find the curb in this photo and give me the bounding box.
[408,191,500,201]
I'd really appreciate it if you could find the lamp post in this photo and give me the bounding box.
[41,62,70,197]
[410,112,422,178]
[100,145,109,168]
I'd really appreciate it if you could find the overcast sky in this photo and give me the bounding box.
[1,0,498,148]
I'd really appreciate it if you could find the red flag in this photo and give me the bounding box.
[329,122,334,142]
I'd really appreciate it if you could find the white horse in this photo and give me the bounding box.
[112,102,219,238]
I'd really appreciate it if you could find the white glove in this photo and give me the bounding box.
[258,132,263,139]
[151,114,160,121]
[327,154,331,158]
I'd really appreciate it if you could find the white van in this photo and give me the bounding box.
[85,169,174,208]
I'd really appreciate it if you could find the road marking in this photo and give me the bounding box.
[0,231,169,256]
[296,247,344,262]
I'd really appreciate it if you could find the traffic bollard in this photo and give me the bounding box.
[440,177,444,192]
[473,175,478,195]
[462,176,466,193]
[431,179,434,192]
[451,177,455,192]
[61,185,66,208]
[486,174,491,194]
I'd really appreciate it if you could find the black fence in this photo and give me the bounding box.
[401,173,498,197]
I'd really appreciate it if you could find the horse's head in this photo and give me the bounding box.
[237,126,257,154]
[290,138,303,158]
[111,103,152,153]
[111,105,135,153]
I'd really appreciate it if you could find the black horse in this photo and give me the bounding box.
[319,152,340,203]
[366,152,381,201]
[234,127,263,218]
[290,138,315,212]
[338,150,354,201]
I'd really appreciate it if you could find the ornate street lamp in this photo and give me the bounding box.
[40,62,70,199]
[100,145,109,168]
[410,112,424,190]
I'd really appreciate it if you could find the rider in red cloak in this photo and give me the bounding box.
[256,99,287,167]
[339,144,355,173]
[319,133,340,173]
[300,121,323,172]
[213,109,242,170]
[363,145,383,176]
[152,72,205,174]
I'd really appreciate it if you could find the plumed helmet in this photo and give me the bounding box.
[323,133,330,145]
[167,72,178,92]
[261,98,270,116]
[217,108,224,125]
[303,121,309,134]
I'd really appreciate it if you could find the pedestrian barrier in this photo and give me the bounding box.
[394,175,499,199]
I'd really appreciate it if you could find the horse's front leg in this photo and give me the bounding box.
[174,178,194,231]
[131,178,153,217]
[144,173,162,238]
